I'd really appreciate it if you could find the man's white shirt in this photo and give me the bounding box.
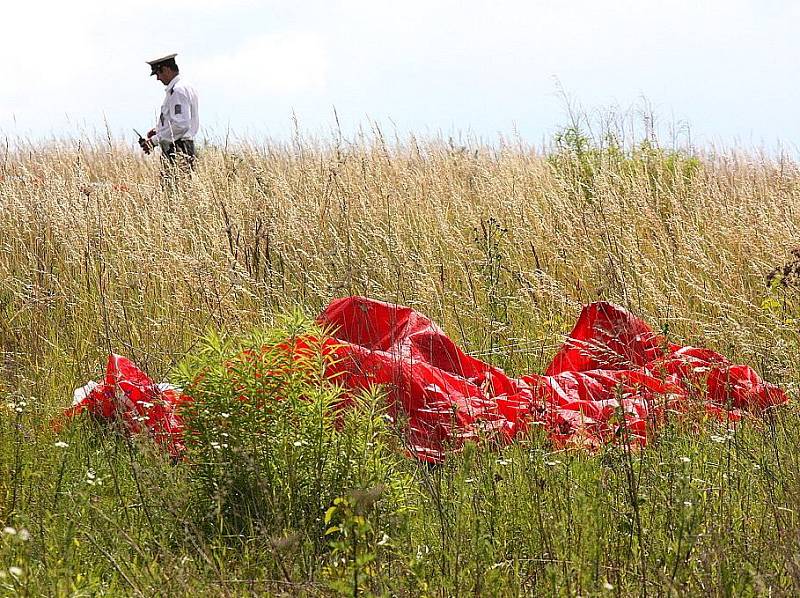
[151,75,198,145]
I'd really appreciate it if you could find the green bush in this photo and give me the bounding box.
[174,313,413,543]
[548,124,701,204]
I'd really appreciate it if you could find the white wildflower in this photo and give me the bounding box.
[85,469,102,486]
[8,567,22,578]
[680,456,691,464]
[54,441,69,449]
[2,527,15,536]
[603,581,614,590]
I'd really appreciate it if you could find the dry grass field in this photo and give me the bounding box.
[1,127,800,595]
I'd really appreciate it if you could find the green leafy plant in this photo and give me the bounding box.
[175,313,412,543]
[323,486,389,596]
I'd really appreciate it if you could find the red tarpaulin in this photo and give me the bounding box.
[66,354,186,458]
[67,297,789,461]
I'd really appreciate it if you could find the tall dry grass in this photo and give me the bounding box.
[1,132,797,391]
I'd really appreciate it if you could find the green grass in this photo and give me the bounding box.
[1,124,799,595]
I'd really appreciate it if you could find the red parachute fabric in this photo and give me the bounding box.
[66,298,788,462]
[318,298,788,459]
[65,354,186,458]
[319,297,528,461]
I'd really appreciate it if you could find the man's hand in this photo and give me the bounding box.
[138,137,153,154]
[147,128,157,139]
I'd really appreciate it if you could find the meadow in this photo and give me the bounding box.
[1,122,800,595]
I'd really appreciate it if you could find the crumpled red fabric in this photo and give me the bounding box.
[67,297,788,462]
[319,298,788,459]
[65,354,185,457]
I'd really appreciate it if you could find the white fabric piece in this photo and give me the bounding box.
[156,383,182,393]
[72,380,99,406]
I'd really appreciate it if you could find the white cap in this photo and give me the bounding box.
[146,53,178,75]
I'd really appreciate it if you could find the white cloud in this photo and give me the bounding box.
[194,32,328,96]
[136,0,255,7]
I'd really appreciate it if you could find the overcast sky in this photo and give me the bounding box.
[2,0,798,150]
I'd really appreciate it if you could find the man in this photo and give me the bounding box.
[139,53,199,170]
